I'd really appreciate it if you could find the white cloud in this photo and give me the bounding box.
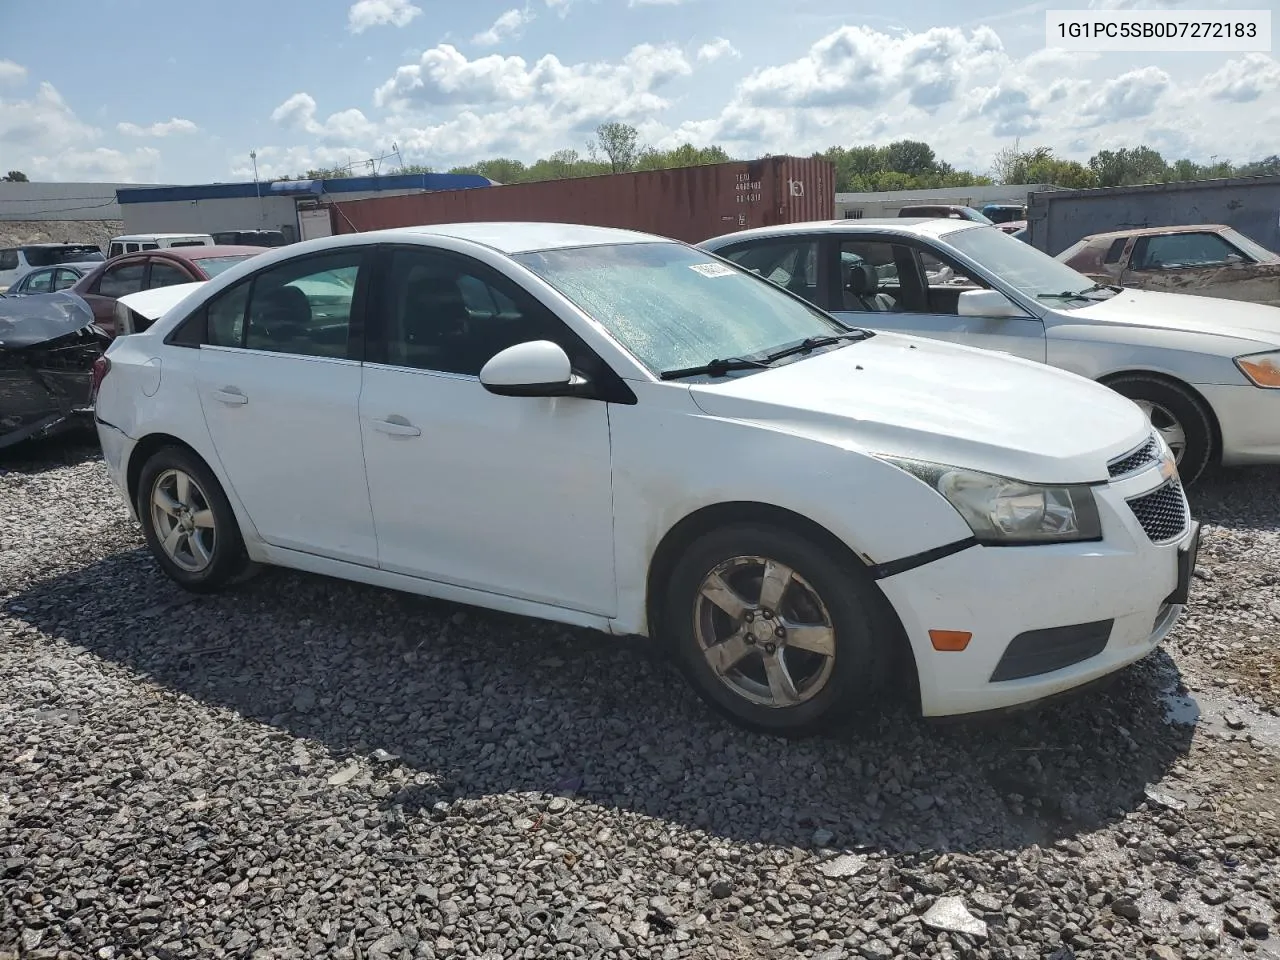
[474,8,534,46]
[31,147,162,182]
[270,92,377,143]
[1087,0,1184,8]
[1078,66,1170,124]
[117,117,199,137]
[738,25,1002,112]
[696,38,739,63]
[374,41,692,127]
[1203,54,1280,103]
[0,59,27,85]
[0,82,98,152]
[630,0,690,5]
[348,0,422,33]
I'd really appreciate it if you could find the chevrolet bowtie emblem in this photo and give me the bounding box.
[1158,452,1178,481]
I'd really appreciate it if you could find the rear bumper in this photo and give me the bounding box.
[877,473,1196,717]
[1197,382,1280,466]
[95,416,138,521]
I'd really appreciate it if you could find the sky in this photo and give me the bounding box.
[1,0,1277,185]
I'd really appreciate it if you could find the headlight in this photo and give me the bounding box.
[1235,350,1280,388]
[881,457,1103,544]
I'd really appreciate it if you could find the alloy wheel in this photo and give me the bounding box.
[150,468,217,573]
[693,555,836,708]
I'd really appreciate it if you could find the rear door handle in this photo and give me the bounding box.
[213,387,248,405]
[371,416,421,437]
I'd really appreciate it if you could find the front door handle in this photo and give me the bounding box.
[371,415,421,437]
[213,387,248,405]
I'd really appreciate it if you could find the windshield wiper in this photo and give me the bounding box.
[660,356,772,380]
[1038,282,1120,302]
[761,330,873,363]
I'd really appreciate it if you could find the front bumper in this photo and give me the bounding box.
[1197,382,1280,466]
[877,464,1197,717]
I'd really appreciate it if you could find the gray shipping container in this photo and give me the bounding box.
[1027,175,1280,257]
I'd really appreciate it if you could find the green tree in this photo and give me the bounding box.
[2,170,28,182]
[882,139,939,179]
[589,122,641,174]
[1087,146,1168,187]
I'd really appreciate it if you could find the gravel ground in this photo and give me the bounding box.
[2,438,1279,960]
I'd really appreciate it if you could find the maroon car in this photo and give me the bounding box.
[72,246,266,335]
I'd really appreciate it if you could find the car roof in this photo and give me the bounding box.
[698,217,981,247]
[112,233,213,241]
[18,242,99,248]
[360,222,668,254]
[1082,224,1232,241]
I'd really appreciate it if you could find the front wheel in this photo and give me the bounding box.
[664,523,893,736]
[1106,375,1215,486]
[136,446,249,592]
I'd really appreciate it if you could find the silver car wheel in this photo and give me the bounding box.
[150,468,216,573]
[1134,398,1188,463]
[693,555,836,708]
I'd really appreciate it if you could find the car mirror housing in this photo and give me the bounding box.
[957,288,1026,319]
[479,340,589,398]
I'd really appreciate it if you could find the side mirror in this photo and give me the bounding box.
[479,340,587,398]
[957,288,1026,319]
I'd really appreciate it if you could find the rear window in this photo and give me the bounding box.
[21,245,105,266]
[196,255,255,277]
[169,240,208,248]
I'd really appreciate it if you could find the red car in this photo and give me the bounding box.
[72,246,266,335]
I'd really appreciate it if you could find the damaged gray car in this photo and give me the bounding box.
[0,292,110,450]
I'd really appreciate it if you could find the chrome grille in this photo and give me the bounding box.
[1109,435,1159,479]
[1126,478,1188,544]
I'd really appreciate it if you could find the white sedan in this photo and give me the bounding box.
[700,219,1280,485]
[93,222,1198,734]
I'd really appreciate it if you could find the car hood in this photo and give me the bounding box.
[0,291,98,348]
[1066,287,1280,347]
[687,332,1150,485]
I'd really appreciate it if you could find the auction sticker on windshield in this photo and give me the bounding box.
[689,262,736,278]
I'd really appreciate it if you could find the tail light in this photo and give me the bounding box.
[89,355,111,405]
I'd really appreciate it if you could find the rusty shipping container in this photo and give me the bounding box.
[327,157,834,244]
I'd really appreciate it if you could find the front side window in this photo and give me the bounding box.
[23,270,54,293]
[206,283,251,348]
[242,251,361,358]
[838,241,905,312]
[379,247,567,375]
[98,262,146,298]
[1132,232,1246,270]
[53,269,80,291]
[514,242,848,377]
[1104,238,1127,264]
[148,261,191,289]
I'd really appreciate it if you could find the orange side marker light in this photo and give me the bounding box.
[929,630,972,652]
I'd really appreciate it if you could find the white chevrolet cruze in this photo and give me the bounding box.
[92,223,1200,735]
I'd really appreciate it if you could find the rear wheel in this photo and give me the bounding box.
[1106,374,1215,485]
[664,523,893,736]
[136,447,248,592]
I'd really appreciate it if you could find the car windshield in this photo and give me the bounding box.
[944,225,1111,307]
[23,245,105,266]
[1220,228,1280,264]
[197,255,255,277]
[512,242,851,377]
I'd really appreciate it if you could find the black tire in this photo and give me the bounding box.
[663,522,894,736]
[136,446,249,593]
[1106,374,1215,486]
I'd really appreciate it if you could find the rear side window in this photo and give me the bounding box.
[0,249,17,270]
[242,251,361,358]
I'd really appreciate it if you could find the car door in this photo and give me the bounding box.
[825,235,1046,363]
[193,246,378,565]
[358,243,616,615]
[81,258,148,332]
